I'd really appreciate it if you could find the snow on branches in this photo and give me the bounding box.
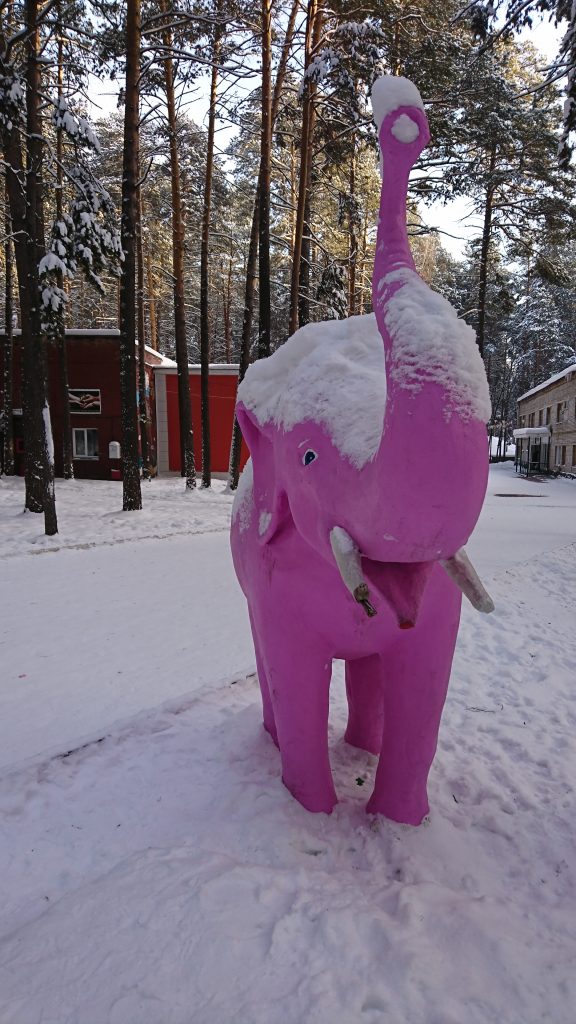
[299,19,385,120]
[53,97,102,154]
[0,68,25,133]
[39,101,122,335]
[39,171,122,335]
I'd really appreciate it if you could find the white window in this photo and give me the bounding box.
[555,446,562,466]
[73,428,99,459]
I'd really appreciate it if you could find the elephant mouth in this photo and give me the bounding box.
[361,557,433,628]
[330,527,494,626]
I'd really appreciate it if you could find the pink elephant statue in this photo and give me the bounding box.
[230,76,493,825]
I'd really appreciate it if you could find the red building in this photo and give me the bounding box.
[0,330,248,478]
[155,364,249,475]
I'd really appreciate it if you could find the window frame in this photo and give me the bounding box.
[72,427,99,460]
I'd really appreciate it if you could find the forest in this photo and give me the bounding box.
[1,0,576,533]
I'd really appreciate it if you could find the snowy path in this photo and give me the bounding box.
[1,464,575,771]
[0,531,252,770]
[0,465,575,1023]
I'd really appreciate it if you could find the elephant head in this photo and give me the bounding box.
[235,76,493,629]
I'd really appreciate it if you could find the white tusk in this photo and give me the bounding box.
[441,548,495,614]
[330,527,376,617]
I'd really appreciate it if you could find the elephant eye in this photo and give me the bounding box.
[302,449,318,466]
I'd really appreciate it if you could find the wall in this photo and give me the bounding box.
[517,373,576,473]
[157,368,249,475]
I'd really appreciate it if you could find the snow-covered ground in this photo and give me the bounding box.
[0,464,575,1024]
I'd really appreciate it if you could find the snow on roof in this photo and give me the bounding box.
[65,328,120,336]
[145,346,176,367]
[370,75,424,131]
[153,363,239,375]
[238,314,385,469]
[379,268,492,423]
[517,363,576,402]
[0,328,122,337]
[513,427,551,439]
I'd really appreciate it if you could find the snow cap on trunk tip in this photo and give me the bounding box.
[371,76,424,131]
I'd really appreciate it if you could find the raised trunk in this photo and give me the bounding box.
[368,90,489,564]
[119,0,143,510]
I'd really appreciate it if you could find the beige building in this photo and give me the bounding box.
[514,363,576,476]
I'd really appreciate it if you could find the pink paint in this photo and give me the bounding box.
[231,89,490,824]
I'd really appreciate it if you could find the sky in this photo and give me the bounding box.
[86,16,565,262]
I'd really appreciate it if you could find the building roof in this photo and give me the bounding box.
[513,427,551,439]
[144,346,176,368]
[154,363,239,375]
[517,363,576,402]
[0,327,175,367]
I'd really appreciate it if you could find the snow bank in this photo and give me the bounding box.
[1,506,576,1022]
[371,75,424,130]
[238,314,385,469]
[1,465,576,1022]
[379,268,491,423]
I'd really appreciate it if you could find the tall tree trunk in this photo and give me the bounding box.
[298,191,312,326]
[3,180,15,476]
[145,242,158,349]
[199,13,223,488]
[258,0,272,360]
[119,0,143,510]
[359,214,368,313]
[11,0,58,532]
[162,0,195,488]
[227,204,258,491]
[476,143,497,361]
[56,16,73,479]
[222,248,233,362]
[227,0,299,489]
[136,182,150,479]
[348,147,358,316]
[289,0,322,335]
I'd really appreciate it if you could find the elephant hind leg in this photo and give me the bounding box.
[344,655,385,756]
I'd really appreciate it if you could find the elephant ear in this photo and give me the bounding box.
[236,403,290,545]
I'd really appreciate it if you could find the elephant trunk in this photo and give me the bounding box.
[369,79,491,561]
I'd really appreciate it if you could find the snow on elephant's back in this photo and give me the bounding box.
[237,314,386,469]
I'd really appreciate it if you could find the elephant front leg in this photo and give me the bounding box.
[262,631,337,814]
[345,654,385,756]
[367,579,461,825]
[249,609,278,746]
